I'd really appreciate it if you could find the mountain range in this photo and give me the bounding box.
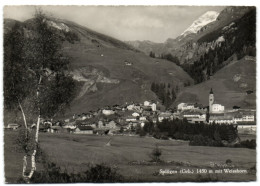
[126,6,255,65]
[4,6,256,120]
[4,16,193,118]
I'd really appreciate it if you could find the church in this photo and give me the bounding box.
[208,88,255,124]
[209,88,225,113]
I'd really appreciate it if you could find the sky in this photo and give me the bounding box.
[4,6,225,43]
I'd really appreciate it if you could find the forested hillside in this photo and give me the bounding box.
[182,8,256,83]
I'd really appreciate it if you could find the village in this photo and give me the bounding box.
[6,88,255,135]
[3,5,257,183]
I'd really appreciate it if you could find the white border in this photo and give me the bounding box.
[0,1,259,186]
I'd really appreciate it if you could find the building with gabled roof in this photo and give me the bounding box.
[75,125,94,134]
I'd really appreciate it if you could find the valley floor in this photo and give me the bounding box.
[4,130,256,183]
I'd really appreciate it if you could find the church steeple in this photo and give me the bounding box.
[209,88,214,113]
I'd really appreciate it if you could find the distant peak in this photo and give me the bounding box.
[181,11,219,37]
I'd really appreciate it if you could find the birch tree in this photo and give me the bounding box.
[4,9,76,182]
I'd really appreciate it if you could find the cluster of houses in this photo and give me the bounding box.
[35,100,162,135]
[6,88,256,134]
[177,88,256,131]
[58,89,255,135]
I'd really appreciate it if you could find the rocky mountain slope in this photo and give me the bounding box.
[125,6,256,110]
[4,17,193,117]
[127,6,255,64]
[181,11,219,37]
[127,6,256,84]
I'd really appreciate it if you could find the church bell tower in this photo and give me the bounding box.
[209,88,214,113]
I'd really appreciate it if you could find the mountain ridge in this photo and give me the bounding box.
[126,6,254,62]
[181,11,219,37]
[174,55,256,109]
[4,17,194,118]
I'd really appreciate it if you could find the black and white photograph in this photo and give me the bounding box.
[1,1,257,184]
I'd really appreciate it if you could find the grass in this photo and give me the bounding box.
[53,20,194,116]
[4,130,46,183]
[62,45,193,116]
[4,130,25,183]
[5,17,194,120]
[4,130,256,182]
[175,56,256,109]
[238,131,256,141]
[39,133,256,181]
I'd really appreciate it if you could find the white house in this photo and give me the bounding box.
[139,116,147,121]
[106,120,117,129]
[181,110,206,123]
[233,112,255,123]
[127,104,135,110]
[63,124,76,129]
[211,104,225,113]
[183,113,206,119]
[177,103,195,111]
[186,104,195,110]
[237,125,256,131]
[126,116,137,122]
[242,115,255,122]
[158,112,172,122]
[144,101,151,106]
[209,119,234,124]
[64,119,70,123]
[81,115,87,120]
[209,110,255,125]
[151,103,156,111]
[74,126,94,134]
[209,113,234,124]
[102,109,115,115]
[132,112,140,117]
[43,121,52,127]
[177,103,186,110]
[125,61,132,66]
[144,101,156,111]
[7,123,20,130]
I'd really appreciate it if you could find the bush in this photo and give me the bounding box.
[234,139,256,149]
[19,163,123,183]
[139,129,147,137]
[189,135,223,147]
[173,132,184,140]
[153,132,168,140]
[226,159,232,164]
[84,164,123,183]
[150,145,162,162]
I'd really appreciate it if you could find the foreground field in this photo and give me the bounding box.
[39,133,255,182]
[4,130,256,182]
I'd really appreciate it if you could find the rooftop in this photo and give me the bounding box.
[77,125,93,130]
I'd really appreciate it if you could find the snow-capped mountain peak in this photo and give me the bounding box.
[181,11,219,37]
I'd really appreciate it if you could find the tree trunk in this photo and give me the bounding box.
[22,155,27,178]
[18,100,27,129]
[35,75,42,144]
[27,150,37,179]
[18,99,30,179]
[23,75,42,182]
[35,114,41,143]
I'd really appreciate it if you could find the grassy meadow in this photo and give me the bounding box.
[4,130,256,182]
[175,57,256,109]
